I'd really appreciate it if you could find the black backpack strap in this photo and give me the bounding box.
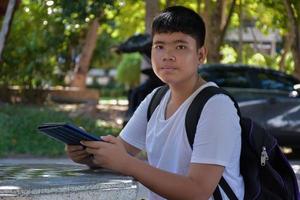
[185,86,240,147]
[185,86,239,200]
[147,85,169,121]
[213,186,222,200]
[219,177,238,200]
[213,178,238,200]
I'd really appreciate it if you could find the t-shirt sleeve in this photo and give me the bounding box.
[191,94,241,167]
[119,88,159,150]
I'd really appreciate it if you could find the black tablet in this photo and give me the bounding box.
[37,123,101,145]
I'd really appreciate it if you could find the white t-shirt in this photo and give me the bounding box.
[120,82,244,200]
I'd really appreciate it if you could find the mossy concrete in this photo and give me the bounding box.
[0,164,137,200]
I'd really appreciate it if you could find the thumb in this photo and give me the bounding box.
[101,135,117,144]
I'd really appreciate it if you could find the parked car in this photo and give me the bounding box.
[199,64,300,149]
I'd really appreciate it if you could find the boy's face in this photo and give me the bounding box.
[151,32,206,85]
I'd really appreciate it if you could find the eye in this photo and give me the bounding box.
[153,45,163,49]
[176,45,186,50]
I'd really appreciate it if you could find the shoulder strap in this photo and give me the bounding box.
[186,86,240,200]
[213,178,238,200]
[185,86,240,148]
[147,85,169,121]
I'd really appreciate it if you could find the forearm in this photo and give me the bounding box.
[117,136,141,156]
[125,157,209,200]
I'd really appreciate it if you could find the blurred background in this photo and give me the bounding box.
[0,0,299,158]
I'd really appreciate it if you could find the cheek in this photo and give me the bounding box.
[180,53,198,64]
[151,52,160,66]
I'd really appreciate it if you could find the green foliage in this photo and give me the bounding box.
[1,2,63,88]
[280,53,295,74]
[245,52,294,73]
[220,45,237,64]
[1,0,299,88]
[102,0,145,39]
[0,104,120,157]
[90,31,121,69]
[220,42,295,73]
[1,0,115,88]
[99,82,127,98]
[247,53,268,66]
[116,53,141,88]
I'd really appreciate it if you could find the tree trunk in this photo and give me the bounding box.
[145,0,159,33]
[0,0,17,62]
[166,0,171,8]
[204,0,236,63]
[196,0,202,13]
[283,0,300,79]
[70,18,100,89]
[237,0,243,63]
[279,33,293,71]
[165,0,177,8]
[292,51,300,80]
[142,0,159,78]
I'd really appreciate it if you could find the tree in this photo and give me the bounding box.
[70,17,100,88]
[258,0,300,77]
[71,0,152,88]
[116,53,141,88]
[0,0,18,62]
[139,0,159,75]
[201,0,236,63]
[55,1,114,89]
[145,0,159,33]
[0,0,145,89]
[283,0,300,79]
[1,1,65,88]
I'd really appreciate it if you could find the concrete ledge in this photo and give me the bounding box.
[49,88,99,104]
[0,87,100,104]
[0,164,137,200]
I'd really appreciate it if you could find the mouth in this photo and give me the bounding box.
[161,66,177,70]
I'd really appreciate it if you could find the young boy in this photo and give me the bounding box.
[66,6,244,200]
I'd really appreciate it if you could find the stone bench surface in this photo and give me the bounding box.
[0,164,137,200]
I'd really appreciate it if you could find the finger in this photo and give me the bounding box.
[85,147,99,155]
[101,135,118,144]
[73,154,91,163]
[85,146,111,157]
[80,141,103,148]
[92,158,105,167]
[73,152,90,160]
[69,149,90,157]
[65,145,84,152]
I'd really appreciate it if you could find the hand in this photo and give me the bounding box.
[65,145,98,168]
[81,135,133,174]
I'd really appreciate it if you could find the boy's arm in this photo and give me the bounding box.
[117,136,141,156]
[126,156,224,200]
[82,136,224,200]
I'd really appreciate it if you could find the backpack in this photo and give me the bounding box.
[147,85,300,200]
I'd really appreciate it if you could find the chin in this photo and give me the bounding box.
[159,78,178,85]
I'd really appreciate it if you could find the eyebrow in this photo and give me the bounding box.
[153,40,189,45]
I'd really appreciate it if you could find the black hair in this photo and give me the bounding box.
[152,6,206,48]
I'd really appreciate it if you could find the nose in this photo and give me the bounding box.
[163,56,176,61]
[162,50,176,61]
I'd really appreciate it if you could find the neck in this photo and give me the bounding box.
[169,76,206,105]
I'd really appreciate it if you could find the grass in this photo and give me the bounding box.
[0,104,121,158]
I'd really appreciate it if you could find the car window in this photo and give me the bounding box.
[201,68,251,88]
[256,72,296,91]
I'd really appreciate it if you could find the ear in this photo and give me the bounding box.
[197,47,207,64]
